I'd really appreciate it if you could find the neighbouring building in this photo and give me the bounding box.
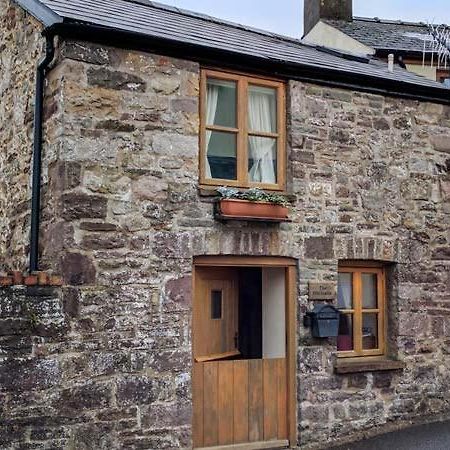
[303,0,450,84]
[1,0,450,449]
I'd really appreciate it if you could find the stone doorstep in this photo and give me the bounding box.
[0,271,63,287]
[335,358,406,374]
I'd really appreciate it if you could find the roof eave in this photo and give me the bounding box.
[14,0,63,28]
[47,21,449,105]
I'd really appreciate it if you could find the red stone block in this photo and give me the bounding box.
[0,276,13,286]
[11,271,23,285]
[37,272,49,285]
[24,275,38,286]
[50,275,63,286]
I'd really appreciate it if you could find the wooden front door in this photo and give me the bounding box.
[193,266,289,449]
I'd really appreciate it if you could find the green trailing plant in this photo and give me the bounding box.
[217,187,288,206]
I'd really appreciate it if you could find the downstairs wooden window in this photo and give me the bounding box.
[200,69,286,190]
[337,264,386,358]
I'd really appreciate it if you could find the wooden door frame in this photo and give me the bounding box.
[193,256,298,448]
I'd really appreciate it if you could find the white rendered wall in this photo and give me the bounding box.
[262,268,286,358]
[406,64,437,81]
[303,21,375,57]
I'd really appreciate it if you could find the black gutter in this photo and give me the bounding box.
[29,33,56,273]
[49,21,450,105]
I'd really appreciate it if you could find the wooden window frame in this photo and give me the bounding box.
[337,265,386,358]
[199,69,286,191]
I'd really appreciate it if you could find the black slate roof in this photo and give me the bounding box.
[15,0,450,100]
[325,17,440,54]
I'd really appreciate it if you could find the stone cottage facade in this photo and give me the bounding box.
[1,1,450,449]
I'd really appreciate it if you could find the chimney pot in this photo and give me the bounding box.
[388,54,395,72]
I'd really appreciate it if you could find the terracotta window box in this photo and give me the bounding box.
[216,199,289,222]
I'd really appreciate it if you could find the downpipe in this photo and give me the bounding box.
[29,33,56,273]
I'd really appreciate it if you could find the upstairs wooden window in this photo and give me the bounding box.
[337,264,386,358]
[200,70,286,190]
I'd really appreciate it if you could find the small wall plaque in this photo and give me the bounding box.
[309,282,336,300]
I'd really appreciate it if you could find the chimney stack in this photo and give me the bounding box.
[304,0,353,36]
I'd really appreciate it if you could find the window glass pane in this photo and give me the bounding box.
[206,79,236,128]
[337,314,353,351]
[248,137,277,184]
[362,273,378,309]
[248,85,277,133]
[362,313,378,350]
[211,290,222,319]
[206,131,237,180]
[337,273,352,309]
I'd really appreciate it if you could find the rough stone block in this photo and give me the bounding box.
[116,376,156,406]
[153,232,191,259]
[59,382,112,411]
[304,236,334,259]
[347,373,367,389]
[81,233,127,251]
[302,404,329,422]
[299,347,324,373]
[163,276,192,312]
[60,252,96,285]
[87,67,146,92]
[431,135,450,153]
[60,193,107,220]
[61,41,118,65]
[0,359,61,392]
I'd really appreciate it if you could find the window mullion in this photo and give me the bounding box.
[354,271,363,355]
[237,77,248,186]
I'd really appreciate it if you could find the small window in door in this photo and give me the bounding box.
[211,290,222,319]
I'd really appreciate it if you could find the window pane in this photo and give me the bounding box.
[337,273,352,309]
[248,136,277,184]
[362,313,378,350]
[206,79,236,128]
[337,314,353,351]
[362,273,378,309]
[211,290,222,319]
[248,85,277,133]
[206,131,237,180]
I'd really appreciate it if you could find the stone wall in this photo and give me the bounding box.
[0,0,45,270]
[1,29,450,450]
[289,82,450,448]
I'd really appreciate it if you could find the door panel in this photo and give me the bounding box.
[193,359,288,448]
[194,267,239,360]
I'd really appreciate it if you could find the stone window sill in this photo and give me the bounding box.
[334,358,406,374]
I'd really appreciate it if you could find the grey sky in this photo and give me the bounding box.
[160,0,450,38]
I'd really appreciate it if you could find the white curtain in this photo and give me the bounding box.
[248,90,276,184]
[205,84,219,178]
[337,274,352,309]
